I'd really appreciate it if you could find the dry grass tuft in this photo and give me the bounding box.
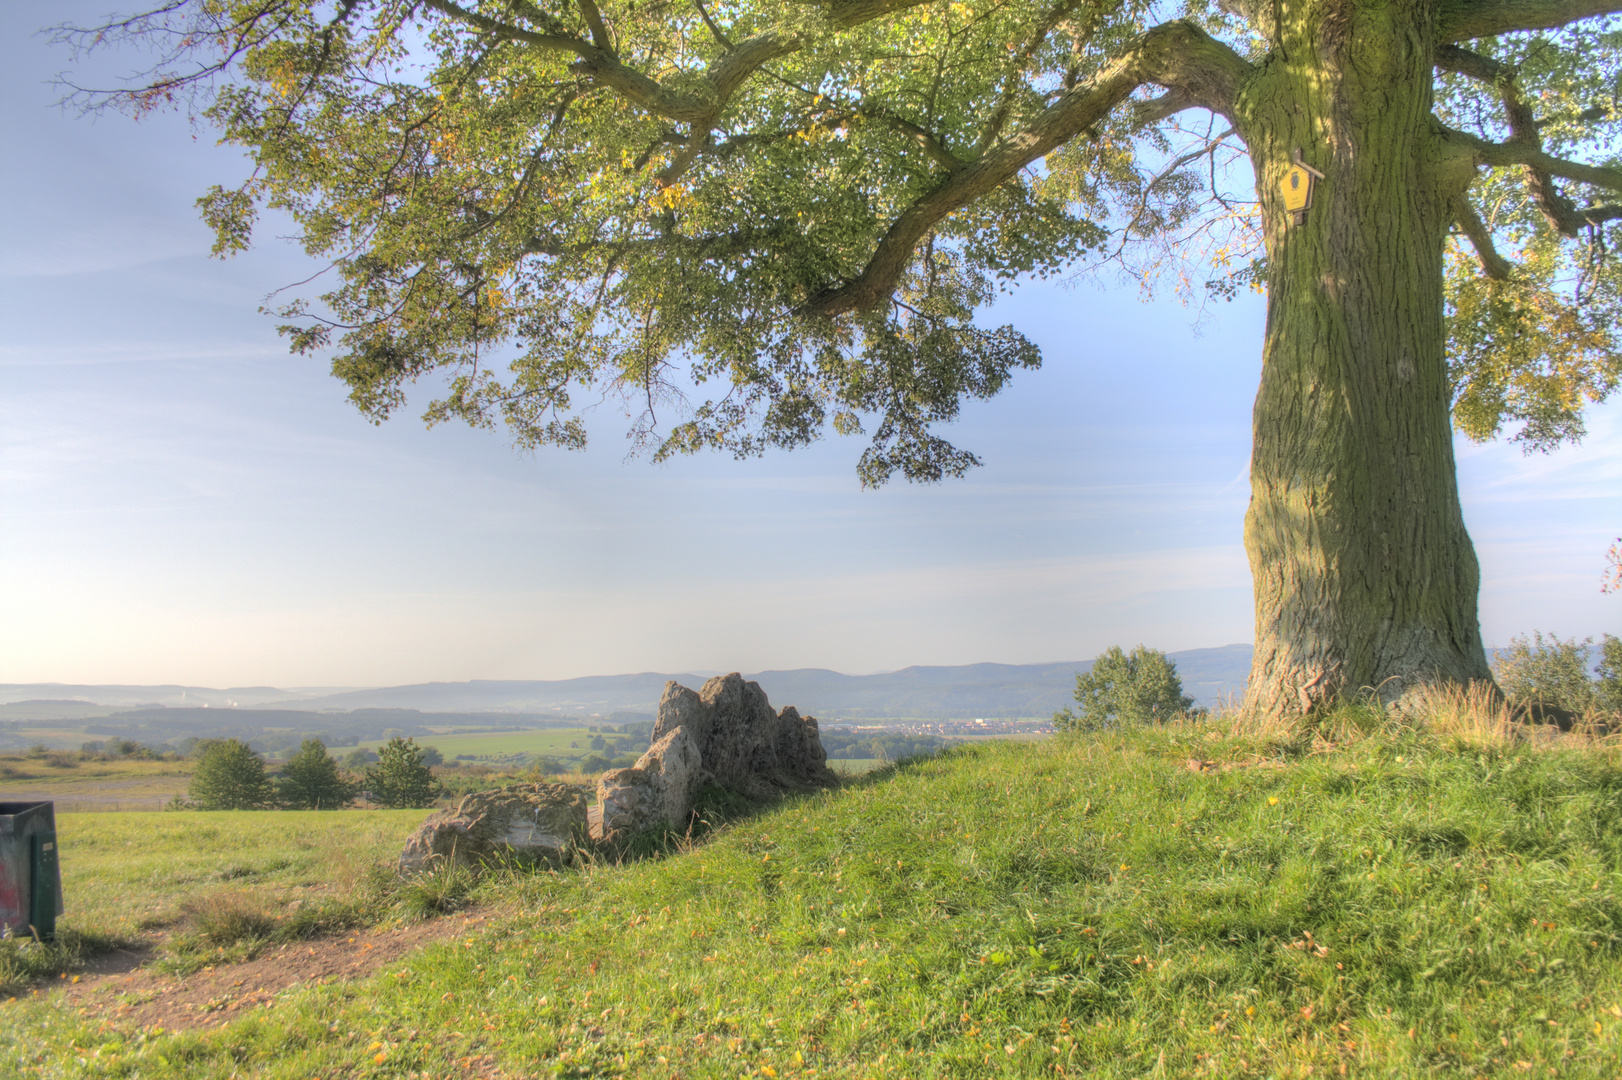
[1403,680,1521,751]
[181,890,280,947]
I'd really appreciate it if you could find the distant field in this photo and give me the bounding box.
[333,727,619,761]
[0,757,193,812]
[825,758,881,775]
[0,724,107,750]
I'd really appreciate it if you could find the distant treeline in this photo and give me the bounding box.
[10,706,638,755]
[819,732,954,761]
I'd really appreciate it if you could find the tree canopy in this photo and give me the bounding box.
[59,0,1618,476]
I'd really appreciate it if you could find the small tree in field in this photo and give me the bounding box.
[275,738,358,810]
[365,737,443,810]
[1056,646,1195,732]
[187,739,272,810]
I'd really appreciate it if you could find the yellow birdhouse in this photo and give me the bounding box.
[1279,148,1326,225]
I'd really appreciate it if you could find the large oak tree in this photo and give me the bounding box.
[58,0,1622,713]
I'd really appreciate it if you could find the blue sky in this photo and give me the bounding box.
[1,1,1616,688]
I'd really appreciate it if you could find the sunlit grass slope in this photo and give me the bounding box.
[9,707,1622,1077]
[54,810,427,942]
[0,810,426,989]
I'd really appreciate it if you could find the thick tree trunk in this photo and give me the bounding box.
[1235,0,1493,713]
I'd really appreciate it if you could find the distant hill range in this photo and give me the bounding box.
[0,645,1252,723]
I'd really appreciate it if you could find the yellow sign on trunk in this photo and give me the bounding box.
[1281,166,1314,212]
[1280,149,1326,225]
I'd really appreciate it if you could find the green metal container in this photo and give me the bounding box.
[0,801,63,941]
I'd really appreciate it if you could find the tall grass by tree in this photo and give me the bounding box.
[185,738,272,810]
[52,0,1622,717]
[365,737,444,810]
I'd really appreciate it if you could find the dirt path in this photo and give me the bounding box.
[32,912,487,1031]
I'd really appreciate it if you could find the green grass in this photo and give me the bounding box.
[0,809,427,990]
[8,708,1622,1076]
[826,758,882,775]
[51,809,427,939]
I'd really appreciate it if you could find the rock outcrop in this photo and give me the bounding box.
[398,783,589,873]
[594,673,838,842]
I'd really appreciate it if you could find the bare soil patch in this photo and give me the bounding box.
[27,912,486,1031]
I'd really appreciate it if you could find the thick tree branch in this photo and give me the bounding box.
[1453,197,1514,280]
[827,0,937,27]
[1438,43,1622,237]
[1469,138,1622,190]
[430,0,922,125]
[421,0,583,53]
[1580,203,1622,223]
[1437,0,1622,43]
[1133,89,1199,126]
[705,32,801,105]
[807,20,1252,315]
[576,0,612,50]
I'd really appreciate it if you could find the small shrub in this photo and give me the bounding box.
[186,739,273,810]
[1494,630,1616,716]
[364,737,444,809]
[275,738,358,810]
[1597,634,1622,715]
[1055,644,1196,731]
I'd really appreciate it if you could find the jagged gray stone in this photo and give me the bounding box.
[595,725,704,841]
[398,783,588,873]
[595,674,838,842]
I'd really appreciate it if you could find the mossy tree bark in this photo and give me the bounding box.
[1233,0,1493,713]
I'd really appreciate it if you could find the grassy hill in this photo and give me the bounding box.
[7,698,1622,1076]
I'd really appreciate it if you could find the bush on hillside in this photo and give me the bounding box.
[1600,635,1622,714]
[186,739,273,810]
[364,736,443,809]
[1494,631,1622,716]
[1055,645,1195,731]
[525,755,566,777]
[275,738,358,810]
